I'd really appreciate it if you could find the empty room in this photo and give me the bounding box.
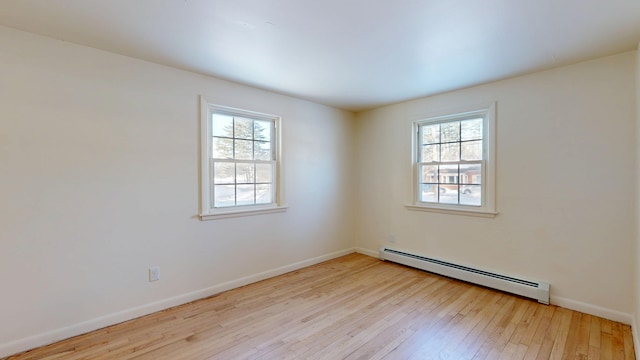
[1,0,640,359]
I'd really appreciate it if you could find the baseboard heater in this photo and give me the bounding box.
[379,247,550,305]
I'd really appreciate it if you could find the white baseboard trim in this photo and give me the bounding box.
[0,248,356,359]
[354,247,380,258]
[551,296,632,325]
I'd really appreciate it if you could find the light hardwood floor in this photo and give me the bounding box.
[4,253,635,359]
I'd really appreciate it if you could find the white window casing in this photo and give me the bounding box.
[200,97,287,220]
[406,102,497,218]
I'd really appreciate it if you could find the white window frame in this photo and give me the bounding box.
[200,97,287,220]
[406,102,497,218]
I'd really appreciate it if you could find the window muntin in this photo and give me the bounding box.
[412,103,495,215]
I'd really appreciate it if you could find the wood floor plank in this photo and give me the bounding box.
[339,280,451,360]
[535,305,564,360]
[522,304,555,360]
[574,313,592,358]
[451,293,511,359]
[549,307,573,359]
[559,311,584,359]
[612,322,626,360]
[2,253,634,360]
[471,297,525,360]
[601,333,614,359]
[622,324,635,360]
[588,315,602,360]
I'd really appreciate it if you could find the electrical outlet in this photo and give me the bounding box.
[149,266,160,282]
[389,234,396,243]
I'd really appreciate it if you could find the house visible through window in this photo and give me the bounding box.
[411,103,496,216]
[200,98,285,220]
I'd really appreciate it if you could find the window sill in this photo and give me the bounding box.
[200,205,288,220]
[405,204,497,218]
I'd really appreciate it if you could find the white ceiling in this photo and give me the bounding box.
[1,1,639,111]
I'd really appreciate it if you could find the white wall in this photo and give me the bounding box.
[0,25,355,356]
[355,52,637,322]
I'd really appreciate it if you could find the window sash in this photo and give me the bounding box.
[414,117,487,207]
[209,114,276,209]
[416,160,485,206]
[210,159,276,208]
[211,116,276,161]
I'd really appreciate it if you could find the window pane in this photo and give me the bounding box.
[421,165,438,183]
[234,117,254,139]
[236,184,255,205]
[422,124,440,144]
[213,162,235,184]
[461,140,482,161]
[212,138,233,159]
[212,114,234,137]
[256,184,272,204]
[460,164,481,185]
[439,164,458,184]
[254,141,272,161]
[441,122,460,142]
[234,139,253,160]
[439,185,459,204]
[441,143,460,162]
[256,163,272,183]
[461,118,483,141]
[214,185,235,207]
[460,185,481,206]
[254,120,271,141]
[421,144,439,162]
[420,184,438,202]
[236,163,254,184]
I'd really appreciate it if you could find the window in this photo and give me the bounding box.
[200,98,286,220]
[408,103,496,217]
